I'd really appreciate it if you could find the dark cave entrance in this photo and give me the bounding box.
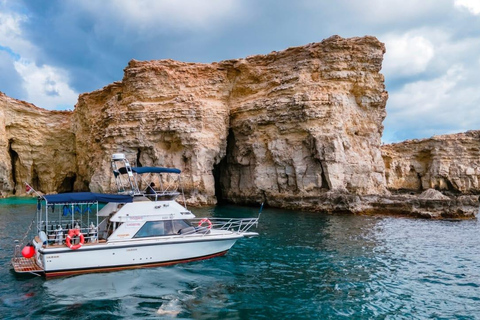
[59,174,77,193]
[8,139,18,195]
[212,129,235,204]
[31,167,40,190]
[212,159,226,204]
[136,148,143,167]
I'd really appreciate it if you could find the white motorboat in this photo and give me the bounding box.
[12,153,260,278]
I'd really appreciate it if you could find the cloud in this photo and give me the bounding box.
[382,32,435,78]
[454,0,480,15]
[0,50,25,98]
[0,7,35,60]
[78,0,244,33]
[380,18,480,142]
[0,1,78,109]
[383,64,480,142]
[349,0,450,24]
[13,59,78,110]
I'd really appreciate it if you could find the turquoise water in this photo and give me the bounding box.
[1,199,480,319]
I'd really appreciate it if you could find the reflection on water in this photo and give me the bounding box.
[1,201,480,319]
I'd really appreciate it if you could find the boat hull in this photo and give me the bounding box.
[35,235,241,277]
[43,250,228,278]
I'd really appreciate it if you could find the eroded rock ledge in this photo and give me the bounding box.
[382,131,480,194]
[380,131,480,218]
[0,36,478,218]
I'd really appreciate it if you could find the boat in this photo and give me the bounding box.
[11,153,260,278]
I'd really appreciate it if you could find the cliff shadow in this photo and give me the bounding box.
[8,139,17,195]
[212,130,232,205]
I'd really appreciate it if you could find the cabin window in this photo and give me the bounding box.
[133,220,191,238]
[172,220,191,233]
[134,221,169,238]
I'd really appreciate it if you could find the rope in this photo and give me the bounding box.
[18,218,36,247]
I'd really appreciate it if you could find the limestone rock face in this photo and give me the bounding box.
[0,93,76,196]
[382,131,480,194]
[73,61,232,205]
[221,36,388,204]
[72,35,388,205]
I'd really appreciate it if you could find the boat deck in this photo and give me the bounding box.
[11,257,44,274]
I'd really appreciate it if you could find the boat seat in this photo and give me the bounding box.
[178,226,195,235]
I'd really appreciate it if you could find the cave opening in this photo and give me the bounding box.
[136,148,143,167]
[212,129,235,204]
[32,167,40,191]
[212,160,226,204]
[8,139,18,195]
[59,174,77,193]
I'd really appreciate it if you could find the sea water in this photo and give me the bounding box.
[0,198,479,319]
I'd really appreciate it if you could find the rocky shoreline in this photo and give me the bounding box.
[1,35,479,219]
[234,189,479,219]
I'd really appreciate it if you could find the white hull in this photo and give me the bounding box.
[34,233,242,277]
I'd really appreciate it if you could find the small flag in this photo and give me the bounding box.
[25,182,43,199]
[26,183,34,194]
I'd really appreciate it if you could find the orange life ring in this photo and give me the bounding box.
[65,229,85,250]
[198,218,213,229]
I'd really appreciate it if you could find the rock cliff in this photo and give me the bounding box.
[0,93,76,196]
[0,36,478,218]
[73,60,232,204]
[375,131,480,219]
[71,35,388,205]
[220,36,388,204]
[382,131,480,194]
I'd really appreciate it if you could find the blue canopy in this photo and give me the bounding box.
[43,192,133,204]
[133,166,181,174]
[116,166,181,175]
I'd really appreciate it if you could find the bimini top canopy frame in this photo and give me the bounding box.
[43,192,134,205]
[111,154,184,202]
[116,166,184,200]
[37,192,134,247]
[114,166,181,176]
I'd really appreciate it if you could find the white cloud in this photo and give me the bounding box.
[384,64,480,142]
[13,59,78,110]
[0,8,36,61]
[388,65,463,113]
[0,50,25,98]
[78,0,244,33]
[381,21,480,142]
[356,0,443,22]
[454,0,480,15]
[0,2,78,109]
[382,33,435,78]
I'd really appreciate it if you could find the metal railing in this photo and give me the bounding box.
[190,217,259,234]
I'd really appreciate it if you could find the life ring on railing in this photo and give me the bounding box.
[65,229,84,250]
[198,218,213,229]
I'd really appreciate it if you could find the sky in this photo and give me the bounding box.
[1,0,480,143]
